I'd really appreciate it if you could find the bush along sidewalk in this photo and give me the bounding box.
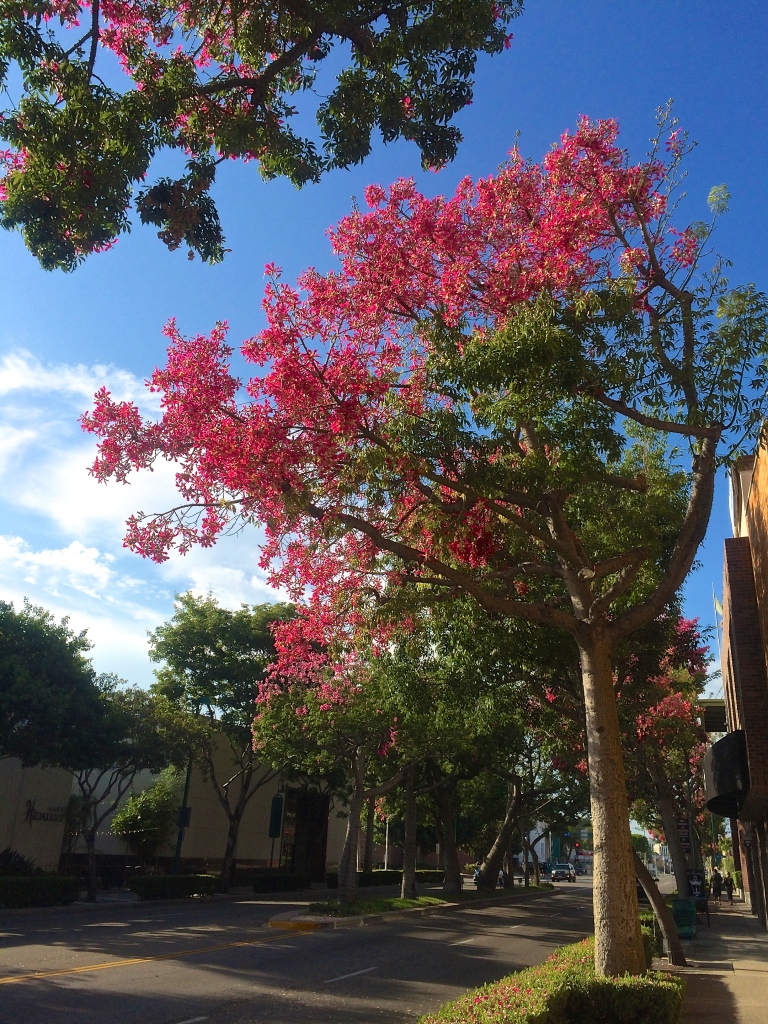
[418,937,685,1024]
[0,875,80,908]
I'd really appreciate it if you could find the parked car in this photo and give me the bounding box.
[574,865,586,876]
[551,863,576,882]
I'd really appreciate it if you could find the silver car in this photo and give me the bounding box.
[551,862,576,882]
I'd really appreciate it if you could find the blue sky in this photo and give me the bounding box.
[1,0,765,686]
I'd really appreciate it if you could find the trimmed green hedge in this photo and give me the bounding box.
[128,874,218,899]
[326,869,444,889]
[734,870,743,891]
[0,875,79,908]
[418,938,685,1024]
[252,873,309,892]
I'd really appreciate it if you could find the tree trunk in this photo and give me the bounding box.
[219,806,244,892]
[362,795,376,874]
[530,841,541,886]
[434,781,462,895]
[634,853,687,966]
[85,828,98,902]
[477,780,520,889]
[401,765,417,899]
[649,756,691,898]
[338,751,365,905]
[522,831,530,887]
[579,631,646,976]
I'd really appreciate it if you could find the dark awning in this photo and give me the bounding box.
[704,730,750,818]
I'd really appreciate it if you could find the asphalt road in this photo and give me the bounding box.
[0,880,595,1024]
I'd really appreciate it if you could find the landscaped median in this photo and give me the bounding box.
[417,937,686,1024]
[267,883,556,930]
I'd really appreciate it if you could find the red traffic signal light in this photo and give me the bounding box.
[574,842,580,849]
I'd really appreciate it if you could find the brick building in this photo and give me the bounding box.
[705,451,768,927]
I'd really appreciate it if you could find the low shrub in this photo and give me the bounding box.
[0,875,79,908]
[416,870,445,882]
[0,847,38,877]
[418,937,685,1024]
[733,870,743,891]
[128,874,218,900]
[252,872,309,893]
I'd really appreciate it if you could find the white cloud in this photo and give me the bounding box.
[0,536,115,596]
[0,347,285,686]
[0,349,159,410]
[159,538,289,608]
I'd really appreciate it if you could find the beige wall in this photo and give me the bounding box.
[171,757,282,864]
[70,731,348,870]
[0,758,71,872]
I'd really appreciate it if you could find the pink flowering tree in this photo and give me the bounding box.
[619,615,711,898]
[0,0,520,269]
[84,111,768,974]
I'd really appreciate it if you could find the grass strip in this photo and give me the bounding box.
[308,895,447,916]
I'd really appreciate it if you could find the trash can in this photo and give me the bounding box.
[671,897,697,939]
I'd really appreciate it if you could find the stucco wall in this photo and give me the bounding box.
[0,759,71,872]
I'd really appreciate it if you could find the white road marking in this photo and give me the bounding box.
[451,938,474,945]
[174,1017,208,1024]
[324,966,378,984]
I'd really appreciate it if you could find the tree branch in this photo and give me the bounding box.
[589,389,720,439]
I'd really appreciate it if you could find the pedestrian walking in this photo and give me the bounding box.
[712,868,723,904]
[724,873,735,904]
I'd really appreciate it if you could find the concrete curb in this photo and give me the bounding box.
[267,886,559,931]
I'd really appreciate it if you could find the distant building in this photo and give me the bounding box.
[704,450,768,928]
[1,734,347,885]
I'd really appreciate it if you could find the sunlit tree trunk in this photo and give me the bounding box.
[579,629,646,976]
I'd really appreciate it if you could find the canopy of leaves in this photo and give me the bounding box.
[149,593,295,732]
[0,0,521,268]
[66,675,198,773]
[84,113,768,659]
[0,598,105,766]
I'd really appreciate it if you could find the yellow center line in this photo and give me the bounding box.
[0,929,294,986]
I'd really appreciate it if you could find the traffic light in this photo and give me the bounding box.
[574,841,580,851]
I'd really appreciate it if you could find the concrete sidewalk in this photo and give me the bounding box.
[668,899,768,1024]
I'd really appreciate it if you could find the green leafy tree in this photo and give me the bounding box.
[0,599,103,765]
[253,664,410,904]
[630,833,650,859]
[64,677,194,900]
[111,767,184,861]
[0,0,521,269]
[149,593,294,889]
